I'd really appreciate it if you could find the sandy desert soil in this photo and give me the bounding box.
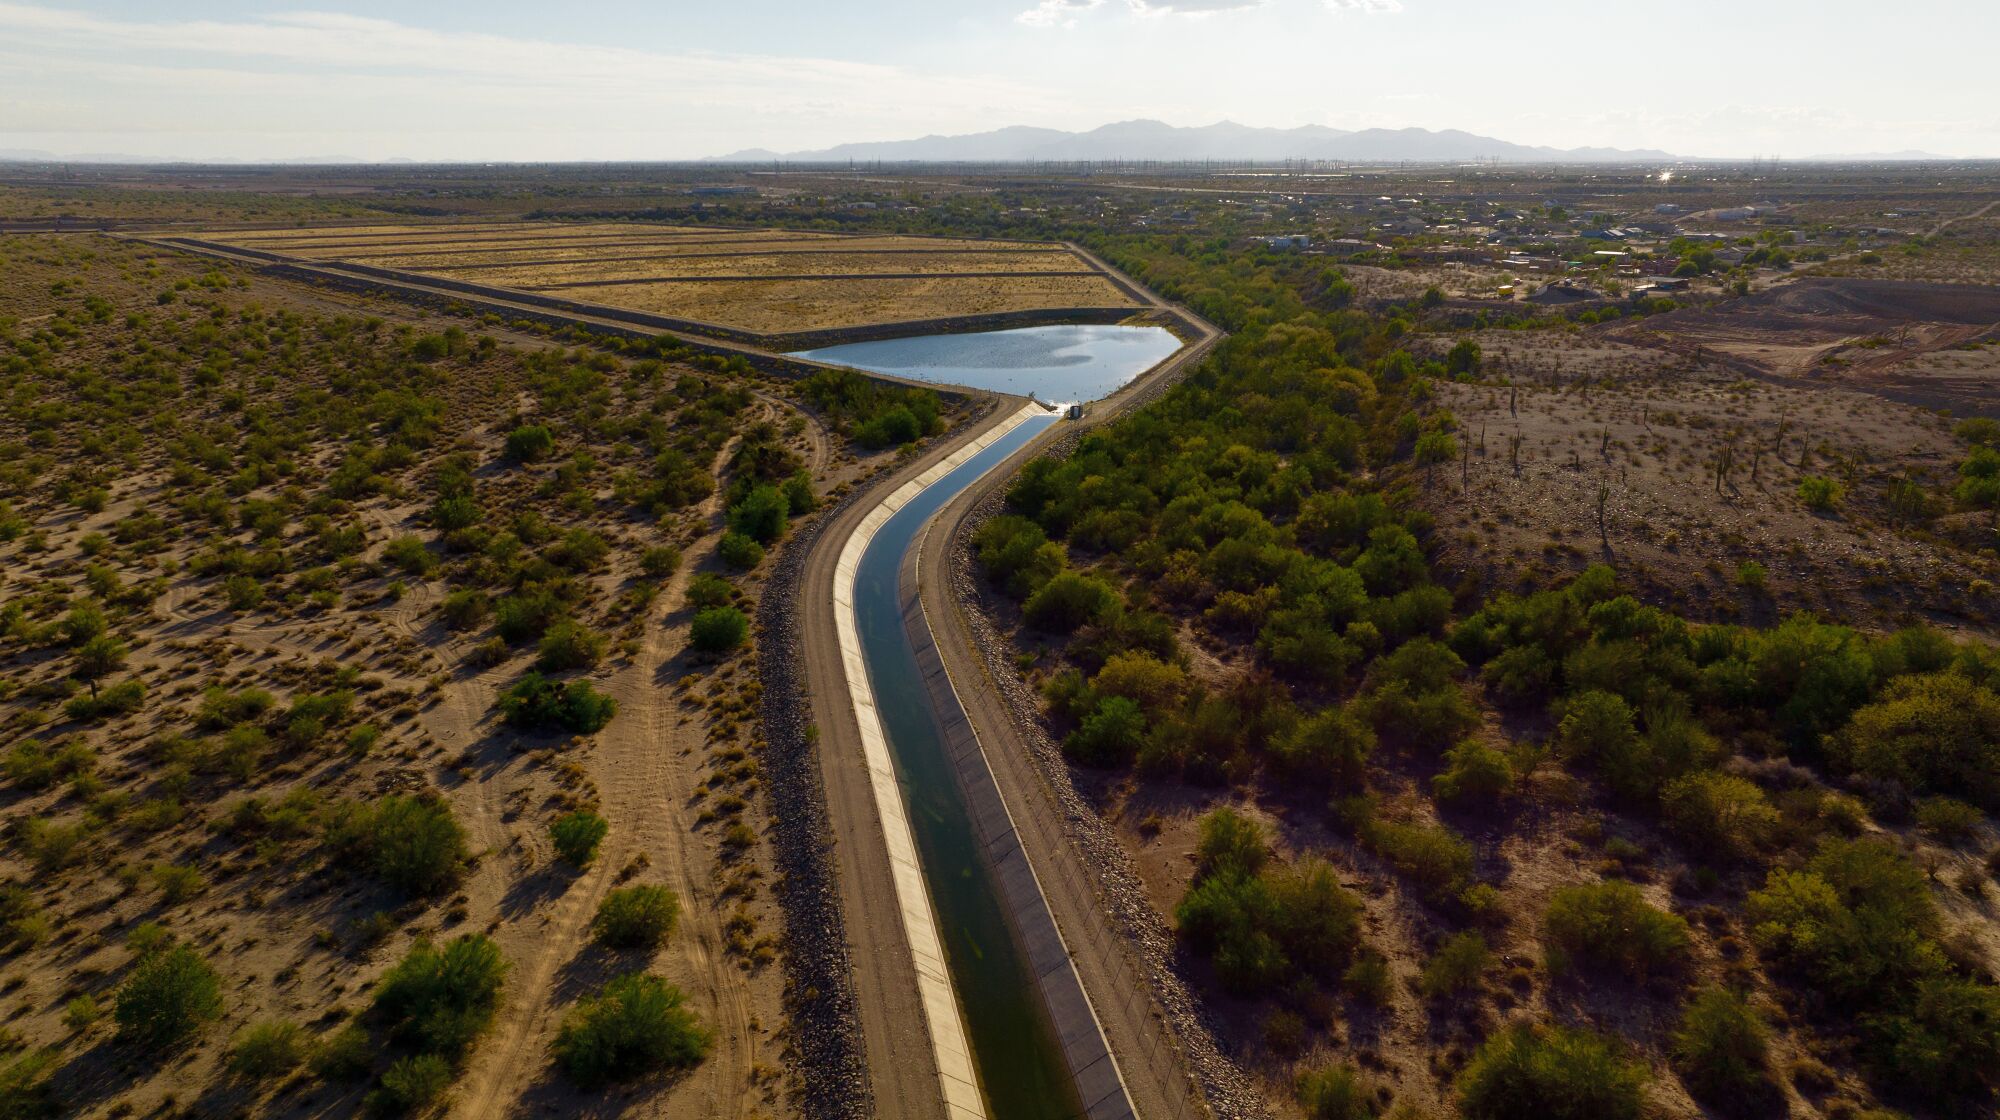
[0,232,897,1118]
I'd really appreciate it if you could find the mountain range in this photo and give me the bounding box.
[708,119,1676,164]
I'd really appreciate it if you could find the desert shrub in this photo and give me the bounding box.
[1672,987,1770,1106]
[1432,739,1513,806]
[1543,880,1689,980]
[686,573,733,610]
[1482,644,1555,705]
[310,1023,375,1082]
[1090,651,1186,710]
[504,425,555,462]
[494,587,565,643]
[325,794,468,897]
[1862,974,2000,1101]
[716,531,764,570]
[1661,771,1778,860]
[973,515,1065,598]
[372,934,508,1061]
[114,943,224,1050]
[223,574,265,611]
[1417,931,1491,1000]
[638,546,681,578]
[374,1053,452,1113]
[1195,807,1269,881]
[1746,838,1938,1000]
[497,673,617,734]
[553,973,712,1086]
[149,863,206,904]
[1837,674,2000,808]
[726,485,789,544]
[228,1019,309,1080]
[430,492,480,534]
[1358,815,1473,904]
[1915,796,1982,845]
[1457,1024,1647,1120]
[1296,1062,1376,1120]
[534,620,606,672]
[689,607,749,654]
[1022,571,1120,633]
[1063,697,1147,766]
[1342,950,1393,1008]
[551,810,609,867]
[196,685,274,729]
[593,885,680,949]
[381,535,435,577]
[439,589,490,631]
[1796,475,1843,512]
[0,1050,55,1119]
[1273,706,1375,790]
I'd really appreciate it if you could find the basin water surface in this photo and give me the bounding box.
[794,323,1180,403]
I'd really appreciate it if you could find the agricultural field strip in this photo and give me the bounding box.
[373,249,1076,270]
[387,253,1086,281]
[523,271,1102,290]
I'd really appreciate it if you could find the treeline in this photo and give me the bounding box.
[968,239,2000,1115]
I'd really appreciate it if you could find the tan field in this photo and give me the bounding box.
[197,221,1138,334]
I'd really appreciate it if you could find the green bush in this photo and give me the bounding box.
[325,794,469,897]
[114,943,224,1050]
[973,515,1065,598]
[1863,974,2000,1102]
[1357,815,1473,904]
[497,672,618,734]
[372,934,508,1061]
[1432,739,1514,805]
[1746,837,1940,1001]
[1837,673,2000,808]
[593,885,680,949]
[439,589,490,631]
[1194,807,1269,881]
[554,973,712,1086]
[504,425,555,462]
[1543,880,1689,980]
[535,620,606,671]
[1022,571,1120,633]
[717,531,764,570]
[1342,950,1393,1008]
[1296,1062,1376,1120]
[1672,987,1770,1106]
[1915,796,1982,845]
[1457,1024,1647,1120]
[1417,931,1490,1000]
[726,484,789,544]
[0,1049,55,1119]
[311,1023,375,1082]
[551,810,609,867]
[375,1053,453,1113]
[382,535,436,577]
[1796,475,1843,512]
[494,587,564,643]
[228,1019,309,1080]
[686,573,733,610]
[689,607,750,654]
[1063,697,1147,766]
[1274,706,1375,790]
[638,545,682,578]
[1661,771,1778,860]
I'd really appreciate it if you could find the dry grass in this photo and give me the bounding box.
[199,221,1136,333]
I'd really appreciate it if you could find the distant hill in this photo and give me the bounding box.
[707,119,1674,164]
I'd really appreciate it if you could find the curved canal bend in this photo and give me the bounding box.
[848,408,1081,1118]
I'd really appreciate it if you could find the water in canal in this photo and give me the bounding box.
[794,323,1180,403]
[850,411,1079,1118]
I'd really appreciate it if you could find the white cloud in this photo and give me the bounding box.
[0,3,1056,158]
[1017,0,1104,27]
[1325,0,1403,11]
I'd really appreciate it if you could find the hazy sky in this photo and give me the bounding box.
[1,0,1995,161]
